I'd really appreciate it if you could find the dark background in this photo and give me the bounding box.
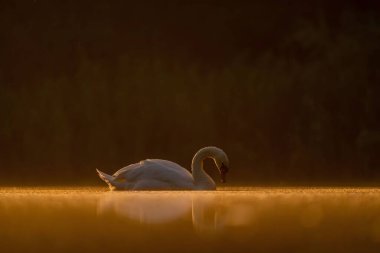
[0,0,379,186]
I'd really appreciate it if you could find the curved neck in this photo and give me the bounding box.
[191,147,217,190]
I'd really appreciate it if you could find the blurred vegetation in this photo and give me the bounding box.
[0,0,379,185]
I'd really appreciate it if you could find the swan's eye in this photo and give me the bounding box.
[220,163,229,173]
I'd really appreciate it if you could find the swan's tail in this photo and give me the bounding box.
[96,169,120,190]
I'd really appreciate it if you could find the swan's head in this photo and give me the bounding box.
[212,147,229,183]
[193,146,230,183]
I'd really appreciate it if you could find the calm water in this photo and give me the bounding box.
[1,187,380,253]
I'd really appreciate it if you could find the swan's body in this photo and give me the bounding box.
[96,146,229,190]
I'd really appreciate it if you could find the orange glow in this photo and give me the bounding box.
[0,187,379,252]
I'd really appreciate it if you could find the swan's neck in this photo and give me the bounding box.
[191,148,217,190]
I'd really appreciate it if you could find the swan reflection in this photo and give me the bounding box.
[97,192,192,224]
[97,189,380,239]
[97,192,253,233]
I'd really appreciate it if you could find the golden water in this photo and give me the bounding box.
[1,187,380,253]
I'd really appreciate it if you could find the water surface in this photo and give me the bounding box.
[1,187,379,253]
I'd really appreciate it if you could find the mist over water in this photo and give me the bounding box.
[1,187,379,253]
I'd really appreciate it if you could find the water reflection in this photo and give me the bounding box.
[97,192,192,224]
[96,188,380,239]
[1,187,380,253]
[97,192,259,235]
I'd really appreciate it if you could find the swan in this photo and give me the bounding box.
[96,146,229,190]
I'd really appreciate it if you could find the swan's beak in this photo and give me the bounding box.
[221,172,227,183]
[220,163,229,183]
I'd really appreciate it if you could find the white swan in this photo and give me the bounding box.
[96,146,229,190]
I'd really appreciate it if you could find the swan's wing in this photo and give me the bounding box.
[113,159,194,188]
[146,159,188,172]
[113,163,142,178]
